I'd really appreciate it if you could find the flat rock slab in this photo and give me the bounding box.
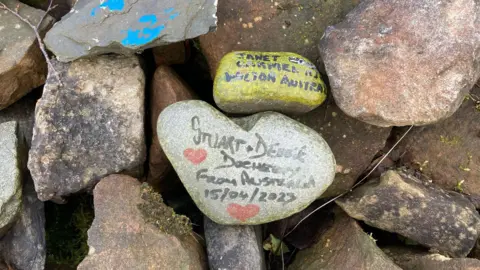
[214,51,327,114]
[78,174,206,270]
[158,100,336,225]
[0,0,54,110]
[0,121,22,237]
[290,209,401,270]
[44,0,217,62]
[320,0,480,126]
[204,217,265,270]
[0,178,45,270]
[28,55,146,201]
[337,170,480,257]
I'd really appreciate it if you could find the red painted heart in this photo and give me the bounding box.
[227,203,260,222]
[183,148,207,165]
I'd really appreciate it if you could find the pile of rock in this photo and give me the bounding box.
[0,0,479,269]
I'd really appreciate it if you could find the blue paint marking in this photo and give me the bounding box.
[91,0,125,16]
[120,8,180,47]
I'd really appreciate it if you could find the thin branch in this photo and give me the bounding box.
[284,125,414,237]
[0,0,60,83]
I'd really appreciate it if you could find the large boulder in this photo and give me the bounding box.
[199,0,360,76]
[320,0,480,126]
[148,66,196,190]
[294,96,391,198]
[394,85,480,197]
[28,55,146,201]
[44,0,217,62]
[0,177,45,270]
[336,170,480,257]
[0,121,22,237]
[77,174,206,270]
[0,0,54,110]
[289,209,401,270]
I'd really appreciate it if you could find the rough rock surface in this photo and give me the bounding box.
[158,100,336,225]
[0,0,54,110]
[44,0,217,62]
[204,217,265,270]
[77,174,206,270]
[199,0,360,76]
[148,66,196,189]
[0,177,45,270]
[384,246,480,270]
[337,170,480,257]
[290,209,401,270]
[394,85,480,197]
[28,55,145,201]
[214,51,327,114]
[0,121,22,237]
[320,0,480,126]
[294,96,391,198]
[153,41,190,67]
[20,0,76,20]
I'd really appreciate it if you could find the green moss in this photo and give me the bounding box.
[138,183,192,237]
[45,194,94,268]
[440,135,461,146]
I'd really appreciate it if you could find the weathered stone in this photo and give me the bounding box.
[290,209,401,270]
[0,177,45,270]
[204,217,265,270]
[28,55,145,201]
[157,100,336,225]
[148,66,196,189]
[394,85,480,197]
[0,89,39,149]
[0,0,54,110]
[320,0,480,126]
[293,96,391,198]
[384,246,480,270]
[214,51,327,114]
[77,174,206,270]
[44,0,217,62]
[153,41,190,67]
[0,121,22,237]
[20,0,75,19]
[199,0,360,77]
[336,170,480,257]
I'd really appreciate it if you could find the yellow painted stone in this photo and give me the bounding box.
[214,51,327,114]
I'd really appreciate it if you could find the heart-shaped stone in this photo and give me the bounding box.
[158,100,336,225]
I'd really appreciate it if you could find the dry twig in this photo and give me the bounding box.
[0,0,60,82]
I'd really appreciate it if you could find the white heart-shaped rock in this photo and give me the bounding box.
[158,100,336,225]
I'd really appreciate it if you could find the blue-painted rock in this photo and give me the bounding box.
[214,51,327,114]
[157,100,336,225]
[44,0,217,62]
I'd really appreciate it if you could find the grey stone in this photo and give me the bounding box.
[289,209,401,270]
[0,121,22,237]
[28,55,145,201]
[336,170,480,257]
[204,217,265,270]
[78,174,206,270]
[0,177,45,270]
[157,100,336,225]
[384,246,480,270]
[319,0,480,126]
[44,0,217,62]
[0,0,54,110]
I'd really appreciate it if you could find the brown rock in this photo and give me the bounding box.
[336,170,480,257]
[384,246,480,270]
[289,208,401,270]
[78,174,206,270]
[293,96,391,198]
[148,66,196,189]
[394,85,480,197]
[320,0,480,126]
[199,0,359,77]
[0,0,54,110]
[153,41,190,67]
